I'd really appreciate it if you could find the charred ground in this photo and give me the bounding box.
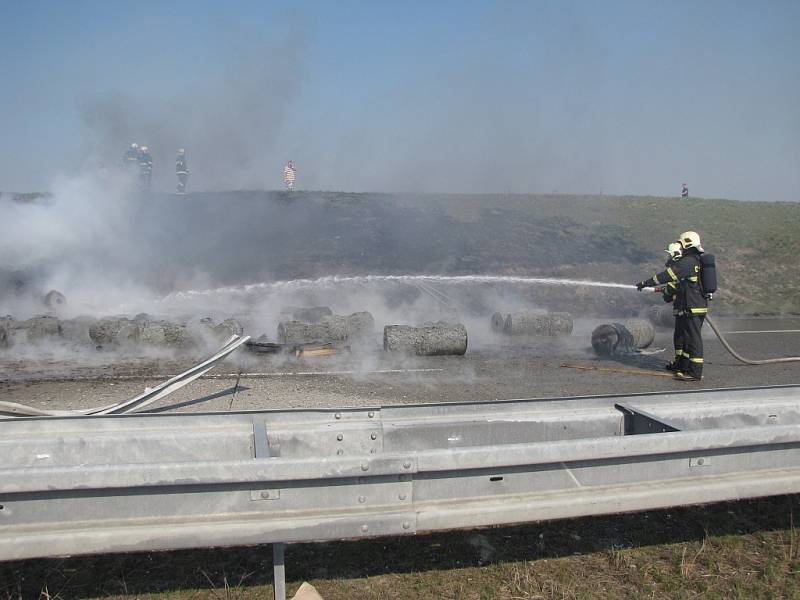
[4,191,798,315]
[150,191,800,315]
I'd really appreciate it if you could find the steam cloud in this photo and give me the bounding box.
[80,30,306,192]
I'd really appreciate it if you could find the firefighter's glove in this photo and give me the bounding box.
[635,282,646,291]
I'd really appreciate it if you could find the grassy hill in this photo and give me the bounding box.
[161,191,800,314]
[4,190,799,315]
[612,195,800,314]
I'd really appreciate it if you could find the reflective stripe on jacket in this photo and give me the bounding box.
[645,250,708,315]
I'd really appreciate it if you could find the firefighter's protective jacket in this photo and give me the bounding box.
[644,249,708,315]
[124,148,139,164]
[139,152,153,173]
[661,257,679,304]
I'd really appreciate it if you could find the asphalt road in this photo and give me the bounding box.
[2,315,799,414]
[1,314,799,600]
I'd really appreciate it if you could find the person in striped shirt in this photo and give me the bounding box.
[283,160,296,190]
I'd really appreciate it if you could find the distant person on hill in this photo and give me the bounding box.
[123,143,139,169]
[283,160,296,191]
[138,145,153,191]
[681,183,689,198]
[175,148,189,194]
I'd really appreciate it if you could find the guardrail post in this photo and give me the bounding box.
[273,542,286,600]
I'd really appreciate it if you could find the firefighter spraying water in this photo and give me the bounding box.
[659,241,685,370]
[636,231,715,381]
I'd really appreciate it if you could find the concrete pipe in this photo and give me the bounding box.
[591,319,655,356]
[0,317,11,349]
[278,312,375,346]
[322,311,375,341]
[19,315,62,342]
[90,317,187,348]
[89,318,140,347]
[59,316,97,345]
[43,289,67,311]
[383,323,468,356]
[491,312,508,334]
[504,312,573,337]
[280,306,333,323]
[198,317,245,343]
[137,320,189,347]
[645,304,675,329]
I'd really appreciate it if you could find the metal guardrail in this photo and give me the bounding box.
[2,385,800,599]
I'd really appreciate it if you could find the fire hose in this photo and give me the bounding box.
[650,287,800,365]
[705,315,800,365]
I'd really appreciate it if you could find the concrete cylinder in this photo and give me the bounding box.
[20,315,62,342]
[278,312,375,345]
[281,306,333,323]
[137,320,189,347]
[490,312,508,334]
[89,318,140,347]
[0,317,12,349]
[645,304,675,329]
[59,316,97,345]
[504,312,573,337]
[383,323,468,356]
[43,289,67,311]
[591,319,655,356]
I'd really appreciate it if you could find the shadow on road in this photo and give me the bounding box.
[2,494,798,597]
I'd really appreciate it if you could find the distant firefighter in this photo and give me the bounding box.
[175,148,189,194]
[283,160,296,190]
[138,145,153,191]
[123,143,139,169]
[681,183,689,198]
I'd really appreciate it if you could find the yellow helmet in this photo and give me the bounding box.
[665,242,682,260]
[677,231,703,252]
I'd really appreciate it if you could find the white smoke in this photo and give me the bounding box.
[0,167,168,318]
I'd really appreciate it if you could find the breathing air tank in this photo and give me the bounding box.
[699,253,717,294]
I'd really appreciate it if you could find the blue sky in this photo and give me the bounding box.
[1,0,798,199]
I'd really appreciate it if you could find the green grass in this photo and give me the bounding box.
[6,190,798,314]
[612,196,800,313]
[393,192,800,313]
